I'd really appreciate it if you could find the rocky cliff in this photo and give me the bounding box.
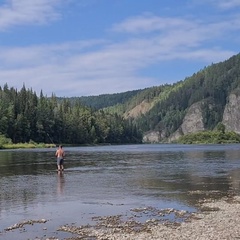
[143,101,205,143]
[168,101,205,142]
[222,93,240,134]
[143,92,240,143]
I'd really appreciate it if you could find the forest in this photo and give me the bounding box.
[1,53,240,146]
[0,84,142,146]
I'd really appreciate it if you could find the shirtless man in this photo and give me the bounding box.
[55,145,65,171]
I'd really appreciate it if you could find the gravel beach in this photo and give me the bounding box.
[57,195,240,240]
[3,195,240,240]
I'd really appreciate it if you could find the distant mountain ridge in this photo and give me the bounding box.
[62,89,143,110]
[67,53,240,142]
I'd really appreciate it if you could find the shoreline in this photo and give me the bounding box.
[57,195,240,240]
[2,195,240,240]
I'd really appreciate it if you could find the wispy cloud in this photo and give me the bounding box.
[198,0,240,9]
[110,14,239,61]
[216,0,240,9]
[111,14,195,34]
[0,0,62,30]
[0,1,239,96]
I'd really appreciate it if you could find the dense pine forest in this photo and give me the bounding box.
[0,84,142,145]
[64,89,143,110]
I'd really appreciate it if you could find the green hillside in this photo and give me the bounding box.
[58,89,143,110]
[137,53,240,137]
[80,53,240,139]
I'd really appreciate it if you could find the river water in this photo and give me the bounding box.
[0,144,240,239]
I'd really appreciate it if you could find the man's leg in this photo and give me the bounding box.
[60,159,64,171]
[57,158,61,171]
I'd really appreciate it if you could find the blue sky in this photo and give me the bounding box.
[0,0,239,97]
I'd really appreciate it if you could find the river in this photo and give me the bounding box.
[0,144,240,239]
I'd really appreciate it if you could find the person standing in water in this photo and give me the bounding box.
[55,145,65,171]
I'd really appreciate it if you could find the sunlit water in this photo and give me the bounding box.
[1,144,240,239]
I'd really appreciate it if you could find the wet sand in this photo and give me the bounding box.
[2,195,240,240]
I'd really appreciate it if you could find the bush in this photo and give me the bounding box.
[0,134,12,148]
[177,130,240,144]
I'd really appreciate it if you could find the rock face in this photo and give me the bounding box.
[180,101,205,135]
[222,93,240,134]
[143,93,240,143]
[143,131,160,143]
[168,101,205,142]
[143,101,205,143]
[124,100,152,119]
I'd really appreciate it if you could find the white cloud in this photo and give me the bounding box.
[110,14,240,60]
[0,39,106,67]
[0,0,62,30]
[216,0,240,9]
[0,11,239,96]
[198,0,240,9]
[111,13,195,34]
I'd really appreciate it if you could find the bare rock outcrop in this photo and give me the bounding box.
[222,93,240,134]
[143,92,240,143]
[124,100,152,119]
[168,101,205,142]
[143,131,161,143]
[143,101,205,143]
[181,101,205,134]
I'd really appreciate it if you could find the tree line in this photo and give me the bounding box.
[1,53,239,145]
[0,84,142,145]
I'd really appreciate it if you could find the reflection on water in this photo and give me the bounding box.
[1,144,240,238]
[57,171,65,195]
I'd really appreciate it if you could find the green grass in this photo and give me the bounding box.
[177,130,240,144]
[1,142,56,149]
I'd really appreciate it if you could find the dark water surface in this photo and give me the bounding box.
[1,144,240,239]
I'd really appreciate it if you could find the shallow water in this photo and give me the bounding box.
[1,144,240,239]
